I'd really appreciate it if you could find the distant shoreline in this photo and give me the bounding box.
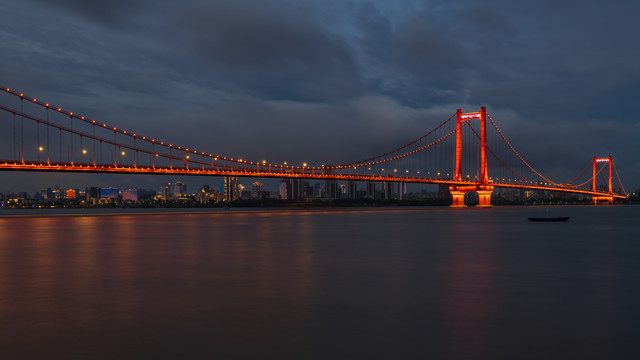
[0,203,633,218]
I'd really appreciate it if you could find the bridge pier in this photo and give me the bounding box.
[449,189,466,208]
[592,195,614,205]
[476,186,494,208]
[449,185,494,208]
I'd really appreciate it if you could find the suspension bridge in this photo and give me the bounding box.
[0,85,627,206]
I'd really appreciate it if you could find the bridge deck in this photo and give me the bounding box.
[0,161,624,199]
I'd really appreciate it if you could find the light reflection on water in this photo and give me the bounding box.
[0,206,639,359]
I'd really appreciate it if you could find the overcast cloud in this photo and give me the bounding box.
[1,0,639,192]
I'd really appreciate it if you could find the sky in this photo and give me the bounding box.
[1,0,639,193]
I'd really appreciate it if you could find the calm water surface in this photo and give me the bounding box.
[1,206,639,359]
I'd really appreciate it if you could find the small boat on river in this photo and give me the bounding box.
[528,217,570,222]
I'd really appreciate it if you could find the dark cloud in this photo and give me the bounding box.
[170,1,361,101]
[29,0,147,27]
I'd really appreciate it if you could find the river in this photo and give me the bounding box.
[1,205,639,359]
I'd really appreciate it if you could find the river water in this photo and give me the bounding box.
[1,206,639,359]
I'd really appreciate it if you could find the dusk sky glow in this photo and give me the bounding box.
[1,0,639,192]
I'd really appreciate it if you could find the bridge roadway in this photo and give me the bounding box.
[0,160,625,200]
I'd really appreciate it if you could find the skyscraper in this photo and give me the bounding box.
[172,181,187,198]
[223,176,238,201]
[252,181,264,198]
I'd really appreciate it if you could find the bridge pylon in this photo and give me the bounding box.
[592,155,614,205]
[450,106,493,207]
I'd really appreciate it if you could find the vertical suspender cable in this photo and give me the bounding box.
[46,108,50,164]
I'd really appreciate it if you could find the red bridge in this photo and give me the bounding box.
[0,86,627,206]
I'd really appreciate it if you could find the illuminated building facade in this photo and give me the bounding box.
[122,189,138,202]
[223,176,238,201]
[65,189,76,199]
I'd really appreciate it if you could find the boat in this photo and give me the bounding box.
[528,217,570,222]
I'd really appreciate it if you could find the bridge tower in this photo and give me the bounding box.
[592,155,614,205]
[449,106,494,208]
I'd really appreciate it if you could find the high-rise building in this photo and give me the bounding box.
[40,188,53,200]
[324,179,337,199]
[366,182,375,199]
[347,181,357,199]
[172,181,187,198]
[87,187,99,201]
[279,180,288,199]
[339,184,347,198]
[383,182,394,200]
[252,181,264,198]
[159,183,171,200]
[282,179,300,200]
[223,176,238,201]
[397,183,407,200]
[52,187,62,200]
[301,181,313,198]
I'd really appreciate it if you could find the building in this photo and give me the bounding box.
[223,176,239,201]
[383,182,394,200]
[40,188,53,200]
[366,182,375,199]
[299,181,312,198]
[52,187,62,200]
[196,185,219,203]
[324,179,337,199]
[172,181,187,199]
[100,188,119,199]
[65,189,76,199]
[347,181,357,199]
[281,179,300,200]
[279,180,288,199]
[252,181,264,198]
[122,189,138,202]
[159,183,171,200]
[87,187,100,202]
[339,184,347,198]
[397,183,407,200]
